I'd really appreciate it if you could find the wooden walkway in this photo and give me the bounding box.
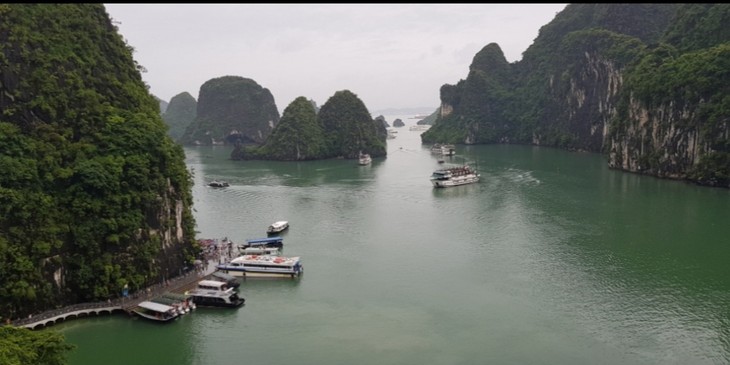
[12,266,215,329]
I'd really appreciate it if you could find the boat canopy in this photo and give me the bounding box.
[138,301,174,313]
[246,237,283,245]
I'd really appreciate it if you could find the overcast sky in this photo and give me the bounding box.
[104,4,567,114]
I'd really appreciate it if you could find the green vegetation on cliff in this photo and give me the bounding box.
[241,91,386,161]
[0,4,197,320]
[179,76,279,146]
[162,92,197,142]
[318,90,387,159]
[243,96,326,160]
[422,3,729,187]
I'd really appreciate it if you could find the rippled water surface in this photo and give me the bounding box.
[59,116,730,365]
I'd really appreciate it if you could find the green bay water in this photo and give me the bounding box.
[58,116,730,365]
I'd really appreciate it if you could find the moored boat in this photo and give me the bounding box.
[132,301,179,323]
[242,236,284,249]
[217,254,303,278]
[197,279,234,293]
[187,288,245,308]
[239,245,281,256]
[431,165,480,188]
[208,271,240,289]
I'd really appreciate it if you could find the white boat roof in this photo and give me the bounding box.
[138,300,174,313]
[270,221,288,226]
[198,280,227,287]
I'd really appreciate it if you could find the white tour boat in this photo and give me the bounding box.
[358,152,372,165]
[186,288,245,308]
[267,221,289,234]
[239,245,281,256]
[197,279,234,293]
[242,236,284,249]
[430,165,480,188]
[216,254,303,278]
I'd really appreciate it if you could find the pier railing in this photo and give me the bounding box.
[10,268,209,329]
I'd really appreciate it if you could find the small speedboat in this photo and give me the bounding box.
[208,180,230,188]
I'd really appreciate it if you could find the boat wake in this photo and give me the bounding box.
[505,168,540,185]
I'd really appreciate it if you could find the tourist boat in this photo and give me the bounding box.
[187,288,245,308]
[160,292,195,311]
[131,301,179,322]
[430,143,455,156]
[216,254,303,278]
[242,236,284,249]
[430,165,480,188]
[150,296,189,315]
[239,245,281,256]
[358,152,372,165]
[197,279,234,293]
[267,221,289,234]
[208,180,230,188]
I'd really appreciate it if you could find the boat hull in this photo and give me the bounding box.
[216,267,303,278]
[132,310,178,322]
[266,221,289,234]
[431,175,479,188]
[190,295,245,308]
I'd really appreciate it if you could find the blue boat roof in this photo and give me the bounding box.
[246,237,283,244]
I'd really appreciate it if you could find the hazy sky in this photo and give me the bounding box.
[104,4,567,114]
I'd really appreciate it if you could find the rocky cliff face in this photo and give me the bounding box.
[318,90,387,159]
[180,76,280,145]
[162,91,197,142]
[0,4,197,317]
[424,4,729,188]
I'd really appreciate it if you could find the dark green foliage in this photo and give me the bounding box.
[250,96,326,160]
[422,45,512,145]
[423,3,730,187]
[375,115,390,128]
[470,43,511,85]
[614,43,730,185]
[238,91,386,161]
[161,92,197,142]
[317,90,387,159]
[663,4,730,52]
[154,95,169,114]
[0,4,197,319]
[0,325,75,365]
[416,109,438,125]
[180,76,279,145]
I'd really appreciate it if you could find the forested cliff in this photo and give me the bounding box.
[0,4,197,320]
[179,76,280,146]
[162,91,197,142]
[423,4,729,188]
[237,90,387,161]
